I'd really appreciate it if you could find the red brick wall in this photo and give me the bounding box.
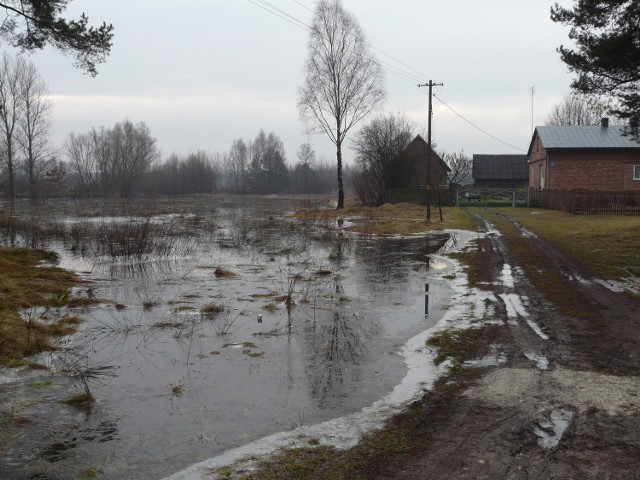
[528,134,546,188]
[548,150,640,190]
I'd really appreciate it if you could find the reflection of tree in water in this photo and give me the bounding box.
[303,302,380,406]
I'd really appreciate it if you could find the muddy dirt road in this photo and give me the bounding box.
[359,209,640,480]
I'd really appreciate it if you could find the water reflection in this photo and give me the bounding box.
[303,308,379,406]
[0,197,457,480]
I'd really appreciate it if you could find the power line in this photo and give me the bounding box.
[247,0,309,31]
[246,0,527,152]
[245,0,426,86]
[290,0,313,12]
[370,45,430,82]
[434,95,527,152]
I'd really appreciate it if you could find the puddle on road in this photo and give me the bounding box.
[534,409,574,449]
[524,352,550,370]
[0,198,459,480]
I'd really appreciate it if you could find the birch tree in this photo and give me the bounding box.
[298,0,385,208]
[0,53,24,201]
[17,60,53,201]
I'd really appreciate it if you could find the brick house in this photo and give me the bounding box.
[472,154,529,187]
[528,120,640,190]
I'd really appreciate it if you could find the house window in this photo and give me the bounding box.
[635,165,640,180]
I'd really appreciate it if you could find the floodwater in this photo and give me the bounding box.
[0,196,456,480]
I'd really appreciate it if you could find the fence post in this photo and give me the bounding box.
[512,189,516,207]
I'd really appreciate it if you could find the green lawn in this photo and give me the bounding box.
[492,207,640,280]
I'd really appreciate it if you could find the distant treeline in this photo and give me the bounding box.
[0,124,351,199]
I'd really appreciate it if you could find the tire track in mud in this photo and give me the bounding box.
[463,208,554,372]
[461,208,640,477]
[365,208,640,480]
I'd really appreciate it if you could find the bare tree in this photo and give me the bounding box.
[65,120,159,197]
[298,0,385,209]
[350,113,415,206]
[227,138,249,194]
[0,53,24,201]
[545,94,619,126]
[108,120,160,197]
[297,142,316,168]
[249,129,289,194]
[65,131,99,196]
[292,142,317,193]
[443,150,472,187]
[17,60,53,201]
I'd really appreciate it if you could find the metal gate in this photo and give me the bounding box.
[456,187,529,207]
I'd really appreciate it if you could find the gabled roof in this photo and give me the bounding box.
[403,135,451,172]
[528,125,640,155]
[472,154,529,180]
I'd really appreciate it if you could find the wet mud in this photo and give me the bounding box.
[355,208,640,480]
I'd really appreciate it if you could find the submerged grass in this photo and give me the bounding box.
[492,208,640,280]
[63,392,96,409]
[0,247,86,366]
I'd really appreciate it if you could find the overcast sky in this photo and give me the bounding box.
[19,0,577,165]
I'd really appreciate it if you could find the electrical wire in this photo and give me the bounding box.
[434,95,527,152]
[247,0,526,152]
[249,0,424,84]
[247,0,309,31]
[290,0,313,12]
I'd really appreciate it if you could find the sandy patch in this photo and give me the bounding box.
[464,367,640,415]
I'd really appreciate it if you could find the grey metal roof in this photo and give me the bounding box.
[472,154,529,180]
[534,125,640,150]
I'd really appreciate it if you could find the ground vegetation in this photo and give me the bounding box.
[0,246,89,366]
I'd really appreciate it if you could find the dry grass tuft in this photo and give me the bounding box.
[201,303,225,315]
[297,197,476,236]
[0,247,86,366]
[214,267,236,278]
[63,392,95,409]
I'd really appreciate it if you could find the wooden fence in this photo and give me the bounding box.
[529,188,640,215]
[385,186,456,206]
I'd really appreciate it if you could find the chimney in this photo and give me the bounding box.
[601,117,609,128]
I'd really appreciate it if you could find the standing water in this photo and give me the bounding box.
[0,196,456,479]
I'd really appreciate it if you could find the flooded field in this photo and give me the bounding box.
[0,195,461,480]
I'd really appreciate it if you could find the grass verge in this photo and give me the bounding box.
[0,246,88,366]
[492,207,640,280]
[478,210,607,321]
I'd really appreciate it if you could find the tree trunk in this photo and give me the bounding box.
[336,142,344,209]
[6,142,15,202]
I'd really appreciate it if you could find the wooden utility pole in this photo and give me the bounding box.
[418,80,443,223]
